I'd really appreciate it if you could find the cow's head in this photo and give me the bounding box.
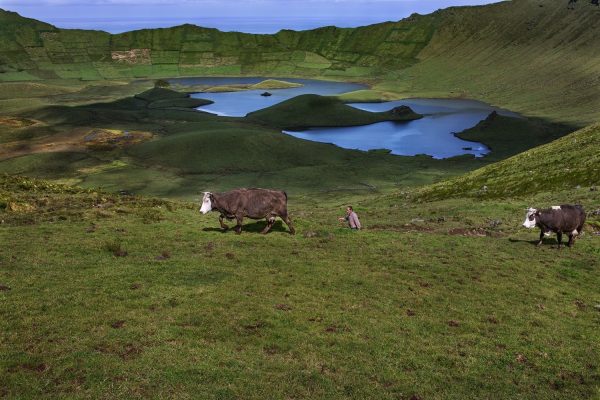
[522,208,539,228]
[199,192,213,214]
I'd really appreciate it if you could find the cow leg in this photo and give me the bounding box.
[556,231,563,248]
[219,214,229,231]
[282,213,295,235]
[261,216,275,234]
[567,233,575,247]
[234,214,244,234]
[537,229,544,246]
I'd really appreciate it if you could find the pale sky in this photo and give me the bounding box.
[0,0,503,33]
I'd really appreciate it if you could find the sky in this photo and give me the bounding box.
[0,0,503,33]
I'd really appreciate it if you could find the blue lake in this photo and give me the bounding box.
[180,77,364,116]
[177,77,519,159]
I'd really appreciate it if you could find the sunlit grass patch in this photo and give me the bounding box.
[0,116,39,128]
[83,128,153,151]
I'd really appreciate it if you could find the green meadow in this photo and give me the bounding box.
[1,0,600,398]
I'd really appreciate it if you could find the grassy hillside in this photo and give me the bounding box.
[1,173,599,399]
[1,1,599,124]
[414,123,600,201]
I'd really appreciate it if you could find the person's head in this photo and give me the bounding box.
[346,206,353,214]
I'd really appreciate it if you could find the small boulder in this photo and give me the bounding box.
[389,105,412,115]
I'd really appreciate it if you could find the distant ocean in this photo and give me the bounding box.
[48,16,398,34]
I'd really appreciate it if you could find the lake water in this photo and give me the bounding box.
[181,77,364,116]
[179,77,519,159]
[286,99,520,158]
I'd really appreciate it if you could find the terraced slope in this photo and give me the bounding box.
[1,1,599,123]
[414,123,600,200]
[0,8,438,81]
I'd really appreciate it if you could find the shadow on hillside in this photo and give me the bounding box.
[202,220,289,234]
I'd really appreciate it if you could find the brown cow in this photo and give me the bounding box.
[199,188,295,235]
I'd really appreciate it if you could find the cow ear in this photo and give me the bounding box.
[209,193,215,202]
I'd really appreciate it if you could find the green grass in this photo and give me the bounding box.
[201,79,303,93]
[414,123,600,201]
[248,79,303,90]
[1,174,599,399]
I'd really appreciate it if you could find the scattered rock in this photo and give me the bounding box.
[303,231,318,238]
[488,219,502,228]
[111,320,126,329]
[225,252,235,260]
[516,354,527,364]
[260,92,272,97]
[21,363,49,373]
[389,105,413,115]
[119,343,142,360]
[574,300,586,310]
[447,227,488,237]
[243,321,266,331]
[155,250,171,260]
[448,320,460,327]
[113,249,128,257]
[406,309,416,316]
[0,285,11,291]
[462,147,473,151]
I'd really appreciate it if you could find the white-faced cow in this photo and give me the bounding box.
[199,188,295,235]
[522,204,586,248]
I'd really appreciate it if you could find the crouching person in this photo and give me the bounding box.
[338,206,361,230]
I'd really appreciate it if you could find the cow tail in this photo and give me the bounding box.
[283,191,288,201]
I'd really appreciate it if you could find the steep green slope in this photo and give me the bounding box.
[1,1,599,123]
[376,0,600,125]
[414,123,600,200]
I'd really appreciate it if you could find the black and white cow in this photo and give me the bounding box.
[522,204,586,247]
